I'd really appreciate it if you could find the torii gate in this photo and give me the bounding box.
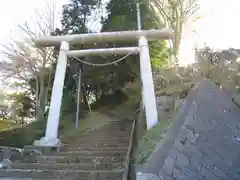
[33,28,174,147]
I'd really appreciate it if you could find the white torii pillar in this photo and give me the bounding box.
[34,42,69,147]
[33,29,174,147]
[139,36,158,129]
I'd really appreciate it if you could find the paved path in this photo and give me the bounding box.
[139,79,240,180]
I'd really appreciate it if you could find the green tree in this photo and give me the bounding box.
[55,0,169,113]
[54,0,102,115]
[102,0,169,69]
[0,91,9,120]
[7,92,33,126]
[61,0,100,34]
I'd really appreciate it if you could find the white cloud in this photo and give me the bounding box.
[179,0,240,65]
[0,0,69,45]
[0,0,69,90]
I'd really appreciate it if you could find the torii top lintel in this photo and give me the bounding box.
[35,28,174,47]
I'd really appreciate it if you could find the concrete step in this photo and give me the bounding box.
[23,143,129,154]
[62,146,128,152]
[74,137,130,144]
[24,145,59,154]
[57,150,126,157]
[97,120,132,126]
[0,120,133,180]
[77,136,130,140]
[40,155,126,164]
[23,154,126,164]
[92,127,131,131]
[87,123,131,130]
[0,169,124,180]
[12,162,125,170]
[65,142,129,148]
[94,127,132,132]
[65,143,129,149]
[69,134,130,139]
[81,133,130,138]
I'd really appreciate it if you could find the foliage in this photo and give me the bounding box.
[61,0,100,34]
[152,46,240,101]
[102,0,138,31]
[0,5,57,122]
[60,111,112,143]
[0,121,13,131]
[50,0,102,116]
[0,0,172,149]
[0,120,46,147]
[134,117,172,166]
[0,0,171,137]
[49,0,170,118]
[196,47,240,91]
[0,91,9,120]
[0,111,111,148]
[103,0,169,69]
[7,92,34,124]
[100,0,169,94]
[149,0,200,65]
[122,78,142,104]
[150,40,169,69]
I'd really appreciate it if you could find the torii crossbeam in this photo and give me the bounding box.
[33,28,174,147]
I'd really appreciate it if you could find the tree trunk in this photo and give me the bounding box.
[21,116,24,128]
[82,85,88,109]
[36,76,47,121]
[36,77,39,112]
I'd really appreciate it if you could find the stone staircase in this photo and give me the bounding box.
[0,119,135,180]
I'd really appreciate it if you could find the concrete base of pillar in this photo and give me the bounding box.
[33,137,62,147]
[136,172,160,180]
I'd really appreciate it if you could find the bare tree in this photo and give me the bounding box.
[0,4,58,122]
[149,0,200,65]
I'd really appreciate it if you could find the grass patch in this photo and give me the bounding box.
[0,120,13,131]
[133,119,172,166]
[60,111,112,143]
[0,120,46,148]
[0,111,111,148]
[132,94,185,169]
[155,82,194,98]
